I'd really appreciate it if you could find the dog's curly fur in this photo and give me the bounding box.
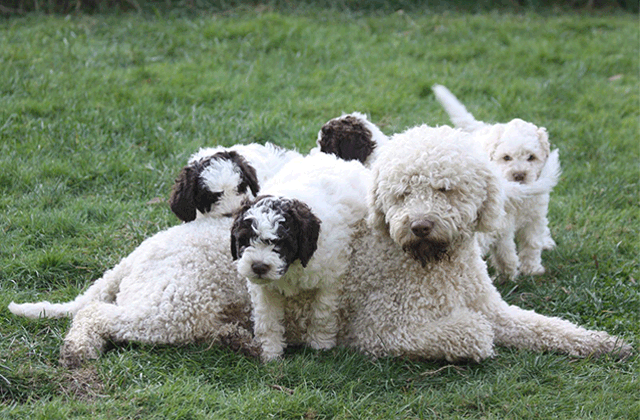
[433,85,560,278]
[334,125,631,361]
[9,215,259,367]
[231,153,371,361]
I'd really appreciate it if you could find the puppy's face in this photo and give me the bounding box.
[490,119,550,184]
[231,196,321,285]
[169,151,259,222]
[317,115,377,164]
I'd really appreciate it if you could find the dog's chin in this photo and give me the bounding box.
[402,239,449,267]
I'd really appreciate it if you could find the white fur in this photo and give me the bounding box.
[335,125,631,361]
[433,84,560,278]
[9,215,257,367]
[235,153,371,361]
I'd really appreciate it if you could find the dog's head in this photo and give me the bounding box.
[231,195,321,284]
[169,150,260,222]
[368,125,505,266]
[484,119,550,184]
[316,112,388,166]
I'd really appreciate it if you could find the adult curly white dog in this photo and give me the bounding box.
[170,143,301,222]
[433,85,559,278]
[8,215,257,367]
[336,125,630,361]
[231,153,370,361]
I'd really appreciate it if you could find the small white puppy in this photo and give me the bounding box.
[230,153,370,361]
[170,143,301,221]
[433,84,560,278]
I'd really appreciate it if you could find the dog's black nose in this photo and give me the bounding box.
[411,219,434,238]
[251,262,270,276]
[512,172,526,182]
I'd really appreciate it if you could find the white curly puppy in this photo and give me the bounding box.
[433,84,560,278]
[9,214,258,367]
[231,153,370,361]
[310,112,389,167]
[337,125,631,361]
[170,143,301,222]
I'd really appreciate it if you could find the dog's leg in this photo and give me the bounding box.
[489,233,520,279]
[250,285,286,362]
[516,221,546,275]
[541,218,556,250]
[59,302,114,368]
[305,287,339,351]
[487,299,632,359]
[353,308,495,362]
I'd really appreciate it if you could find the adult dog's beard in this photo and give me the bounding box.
[403,240,449,267]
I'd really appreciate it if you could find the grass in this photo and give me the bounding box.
[1,4,638,419]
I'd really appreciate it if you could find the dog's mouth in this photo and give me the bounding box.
[402,239,449,267]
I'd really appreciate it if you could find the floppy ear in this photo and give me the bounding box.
[229,200,253,261]
[289,200,321,267]
[365,167,390,236]
[537,126,551,160]
[169,166,199,222]
[484,125,505,161]
[227,151,260,197]
[475,164,506,233]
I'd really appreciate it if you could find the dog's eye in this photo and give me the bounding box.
[503,155,512,161]
[437,187,449,193]
[527,154,536,161]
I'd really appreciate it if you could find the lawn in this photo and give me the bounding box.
[1,3,638,419]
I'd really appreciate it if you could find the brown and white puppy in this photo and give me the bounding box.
[170,143,301,221]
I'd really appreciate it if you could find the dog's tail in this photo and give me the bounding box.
[8,270,122,319]
[503,149,562,199]
[432,84,484,131]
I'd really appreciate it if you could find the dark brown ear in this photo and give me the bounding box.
[227,151,260,197]
[169,166,198,222]
[289,200,321,267]
[230,198,256,260]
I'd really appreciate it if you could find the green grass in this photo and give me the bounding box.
[1,5,638,419]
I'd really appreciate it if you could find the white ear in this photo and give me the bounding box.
[476,164,506,233]
[537,126,551,159]
[366,167,390,236]
[484,125,505,160]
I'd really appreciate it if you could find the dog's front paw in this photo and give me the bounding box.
[519,262,545,276]
[307,335,337,351]
[260,349,283,363]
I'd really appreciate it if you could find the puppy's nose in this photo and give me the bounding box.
[512,172,526,183]
[411,219,434,238]
[251,262,270,277]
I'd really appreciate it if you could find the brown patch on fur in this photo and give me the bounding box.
[318,116,376,164]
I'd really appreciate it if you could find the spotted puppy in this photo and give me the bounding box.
[170,143,301,221]
[231,153,370,361]
[312,112,389,167]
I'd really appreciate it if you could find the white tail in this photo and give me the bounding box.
[432,84,483,131]
[8,267,123,319]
